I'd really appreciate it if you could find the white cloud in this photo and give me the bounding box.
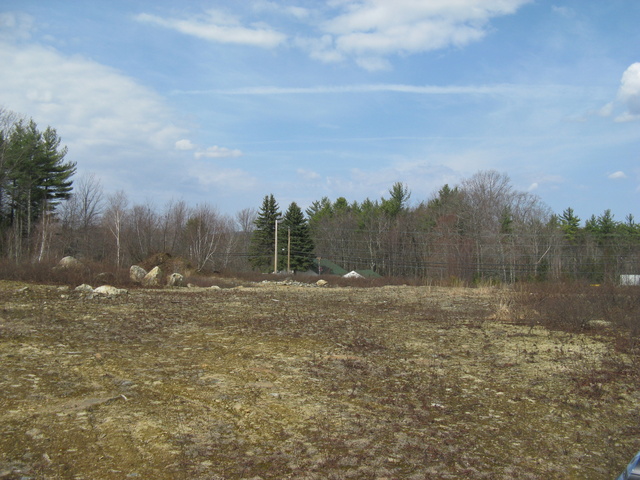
[137,1,531,70]
[194,145,243,159]
[0,39,185,158]
[309,0,532,70]
[615,63,640,122]
[175,139,196,150]
[252,1,311,19]
[135,10,286,48]
[609,171,627,180]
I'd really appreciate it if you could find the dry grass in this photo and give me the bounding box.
[0,275,638,479]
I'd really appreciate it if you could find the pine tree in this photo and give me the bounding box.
[0,117,75,256]
[281,202,314,272]
[248,194,281,271]
[559,207,581,243]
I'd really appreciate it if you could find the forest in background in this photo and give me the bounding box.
[2,109,640,284]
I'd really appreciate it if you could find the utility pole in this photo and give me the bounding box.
[287,226,291,273]
[274,218,279,274]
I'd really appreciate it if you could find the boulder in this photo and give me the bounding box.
[343,271,364,279]
[316,279,328,287]
[142,266,162,286]
[94,285,128,296]
[57,256,83,269]
[130,265,147,284]
[75,284,94,293]
[167,273,184,287]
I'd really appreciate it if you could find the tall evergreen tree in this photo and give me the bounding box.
[281,202,314,272]
[559,207,581,243]
[248,194,281,271]
[0,117,75,256]
[381,182,411,217]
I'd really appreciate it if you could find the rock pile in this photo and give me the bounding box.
[129,265,186,288]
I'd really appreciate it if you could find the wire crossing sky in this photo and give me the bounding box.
[1,1,639,221]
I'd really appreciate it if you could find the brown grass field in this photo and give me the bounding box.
[1,278,639,479]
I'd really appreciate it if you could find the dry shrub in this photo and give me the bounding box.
[0,258,131,287]
[512,281,640,352]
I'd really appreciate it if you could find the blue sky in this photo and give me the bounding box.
[1,1,639,223]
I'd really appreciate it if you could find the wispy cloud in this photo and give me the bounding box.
[172,83,571,97]
[134,10,286,48]
[136,1,532,70]
[609,171,627,180]
[194,145,243,159]
[175,139,196,151]
[0,12,34,41]
[296,168,321,180]
[252,1,311,20]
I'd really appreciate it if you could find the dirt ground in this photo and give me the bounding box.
[0,279,639,479]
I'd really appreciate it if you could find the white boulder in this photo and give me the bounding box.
[94,285,128,296]
[142,266,162,286]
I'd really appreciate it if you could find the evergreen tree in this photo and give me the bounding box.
[381,182,411,217]
[248,194,281,271]
[281,202,314,272]
[559,207,581,243]
[0,117,75,255]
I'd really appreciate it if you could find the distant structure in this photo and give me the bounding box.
[620,275,640,286]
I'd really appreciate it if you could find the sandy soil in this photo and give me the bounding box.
[0,280,638,479]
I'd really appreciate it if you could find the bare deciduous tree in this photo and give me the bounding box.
[56,173,104,259]
[185,204,233,272]
[104,190,128,267]
[126,202,158,262]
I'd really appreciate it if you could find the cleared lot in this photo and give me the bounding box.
[1,280,638,479]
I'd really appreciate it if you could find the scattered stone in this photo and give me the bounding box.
[94,285,128,296]
[167,272,184,287]
[142,266,162,286]
[130,265,147,284]
[75,284,94,293]
[209,285,222,291]
[587,319,612,329]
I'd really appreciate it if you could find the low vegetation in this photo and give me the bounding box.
[0,266,638,479]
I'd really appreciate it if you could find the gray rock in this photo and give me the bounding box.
[57,256,83,269]
[167,273,184,287]
[75,284,94,293]
[129,265,147,284]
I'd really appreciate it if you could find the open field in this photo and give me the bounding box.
[1,279,639,479]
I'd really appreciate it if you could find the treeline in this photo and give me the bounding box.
[2,108,639,283]
[305,173,640,282]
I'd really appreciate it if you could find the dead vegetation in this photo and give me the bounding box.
[0,278,638,479]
